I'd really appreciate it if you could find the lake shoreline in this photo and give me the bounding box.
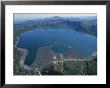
[14,31,97,71]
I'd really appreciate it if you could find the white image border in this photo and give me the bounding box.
[5,5,106,84]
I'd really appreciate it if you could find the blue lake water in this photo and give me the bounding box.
[17,28,97,65]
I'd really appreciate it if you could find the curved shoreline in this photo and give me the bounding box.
[14,28,96,75]
[15,34,96,69]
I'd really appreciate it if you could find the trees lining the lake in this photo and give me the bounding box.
[14,16,97,37]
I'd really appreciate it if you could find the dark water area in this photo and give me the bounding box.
[17,28,97,66]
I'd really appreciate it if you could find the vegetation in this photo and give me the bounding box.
[14,16,97,37]
[41,63,64,75]
[14,47,40,75]
[41,56,97,75]
[14,31,40,75]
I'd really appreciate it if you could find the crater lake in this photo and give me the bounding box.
[16,28,97,66]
